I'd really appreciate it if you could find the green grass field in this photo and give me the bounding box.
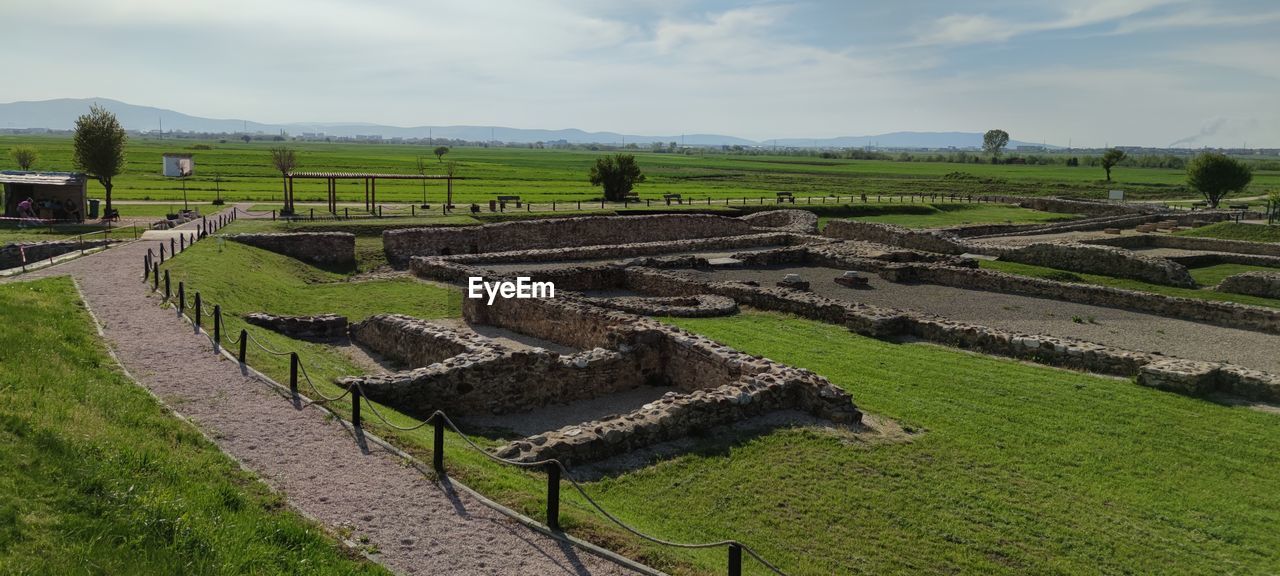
[155,239,1280,574]
[0,223,145,246]
[1177,222,1280,243]
[980,260,1280,308]
[0,277,385,575]
[5,134,1277,206]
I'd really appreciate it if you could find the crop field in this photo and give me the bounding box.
[156,238,1280,575]
[5,134,1278,207]
[0,277,384,575]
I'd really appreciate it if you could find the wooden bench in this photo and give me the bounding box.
[623,194,640,204]
[776,192,795,204]
[496,195,522,209]
[663,194,683,206]
[1228,204,1250,211]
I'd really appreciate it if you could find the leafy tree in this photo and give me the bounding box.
[983,129,1009,161]
[241,134,252,144]
[1187,152,1252,208]
[588,154,645,201]
[72,105,127,215]
[269,146,298,211]
[1101,148,1126,181]
[10,146,38,170]
[434,146,449,162]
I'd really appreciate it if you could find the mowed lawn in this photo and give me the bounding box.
[0,277,384,575]
[1177,222,1280,243]
[6,134,1278,205]
[655,311,1280,574]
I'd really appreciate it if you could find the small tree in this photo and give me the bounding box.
[241,134,252,144]
[269,146,298,212]
[1101,148,1126,181]
[1187,152,1252,208]
[983,129,1009,162]
[434,146,449,162]
[10,146,38,170]
[73,105,127,216]
[588,154,645,201]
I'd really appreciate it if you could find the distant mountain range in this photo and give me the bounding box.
[0,97,1055,149]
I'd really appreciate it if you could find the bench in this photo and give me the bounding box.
[496,195,522,209]
[663,194,683,206]
[776,192,795,204]
[1228,204,1250,211]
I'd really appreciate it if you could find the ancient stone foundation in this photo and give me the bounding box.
[244,313,349,340]
[227,232,356,267]
[0,239,113,270]
[1217,271,1280,299]
[822,220,970,255]
[993,242,1195,287]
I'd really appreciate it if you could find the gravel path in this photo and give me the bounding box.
[679,265,1280,373]
[3,213,640,576]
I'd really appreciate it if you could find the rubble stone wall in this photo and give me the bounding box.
[244,313,348,341]
[0,239,113,270]
[740,209,820,234]
[226,232,356,266]
[384,214,760,266]
[822,220,970,254]
[1085,234,1280,257]
[1217,271,1280,299]
[996,242,1195,287]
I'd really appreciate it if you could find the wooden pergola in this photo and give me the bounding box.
[284,172,458,214]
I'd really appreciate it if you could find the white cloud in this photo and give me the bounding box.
[912,0,1180,46]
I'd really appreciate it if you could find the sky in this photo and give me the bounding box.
[2,0,1278,147]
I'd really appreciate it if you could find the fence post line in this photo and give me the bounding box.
[546,462,561,531]
[178,282,185,314]
[194,293,202,329]
[164,270,171,300]
[213,305,221,343]
[180,234,185,250]
[238,330,247,363]
[144,255,150,279]
[432,414,445,474]
[351,385,362,429]
[170,237,175,255]
[728,543,742,576]
[159,243,165,263]
[289,353,299,396]
[153,263,160,290]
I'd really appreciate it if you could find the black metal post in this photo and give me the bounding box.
[159,244,165,263]
[194,293,202,329]
[238,330,247,363]
[180,234,185,250]
[289,352,299,396]
[170,237,175,255]
[164,270,171,299]
[351,385,362,428]
[433,415,445,474]
[213,305,221,343]
[178,282,185,314]
[728,543,742,576]
[546,462,561,531]
[153,263,159,290]
[144,255,150,279]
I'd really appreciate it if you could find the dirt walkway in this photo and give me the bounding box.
[2,213,640,576]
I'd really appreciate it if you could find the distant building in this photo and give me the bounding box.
[162,153,194,177]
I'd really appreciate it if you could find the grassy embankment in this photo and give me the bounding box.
[6,134,1276,205]
[158,238,1280,574]
[0,277,385,574]
[0,224,146,247]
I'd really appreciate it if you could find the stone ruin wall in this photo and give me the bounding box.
[1086,234,1280,258]
[417,232,803,268]
[383,214,762,267]
[822,220,971,255]
[226,232,356,267]
[1216,271,1280,299]
[877,262,1280,335]
[0,239,114,270]
[992,242,1196,287]
[739,209,820,234]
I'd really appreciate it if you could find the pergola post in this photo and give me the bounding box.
[287,176,294,213]
[364,178,370,211]
[371,178,377,213]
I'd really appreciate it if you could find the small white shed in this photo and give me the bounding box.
[162,153,194,177]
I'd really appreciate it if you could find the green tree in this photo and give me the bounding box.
[72,105,127,215]
[588,154,645,201]
[434,146,449,162]
[9,146,38,170]
[1187,152,1252,208]
[983,129,1009,162]
[269,146,298,212]
[1101,148,1126,181]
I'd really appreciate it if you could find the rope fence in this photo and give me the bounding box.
[142,209,788,576]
